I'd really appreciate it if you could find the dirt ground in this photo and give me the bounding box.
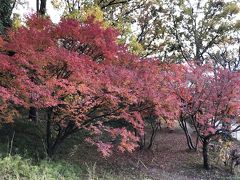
[1,119,237,179]
[65,128,237,180]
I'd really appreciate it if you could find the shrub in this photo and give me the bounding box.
[0,155,81,180]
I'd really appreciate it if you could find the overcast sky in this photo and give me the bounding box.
[14,0,63,23]
[14,0,240,23]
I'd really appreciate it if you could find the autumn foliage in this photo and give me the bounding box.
[0,15,175,156]
[165,63,240,169]
[0,15,240,170]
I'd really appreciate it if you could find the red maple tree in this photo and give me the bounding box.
[166,62,240,169]
[0,15,159,156]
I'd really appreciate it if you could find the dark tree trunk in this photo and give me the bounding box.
[29,106,38,122]
[29,0,47,122]
[39,0,47,15]
[179,118,196,150]
[136,128,145,150]
[202,138,210,170]
[36,0,39,14]
[45,107,68,157]
[36,0,47,15]
[46,108,53,157]
[148,121,159,149]
[139,133,146,150]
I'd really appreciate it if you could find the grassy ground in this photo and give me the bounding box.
[0,119,239,179]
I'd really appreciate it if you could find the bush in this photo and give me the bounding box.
[0,155,81,180]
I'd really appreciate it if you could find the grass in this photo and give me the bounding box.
[0,119,149,179]
[0,120,85,179]
[0,118,238,179]
[0,155,82,180]
[0,154,147,180]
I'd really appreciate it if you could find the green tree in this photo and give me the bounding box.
[158,0,240,64]
[0,0,27,34]
[0,0,15,34]
[51,0,147,55]
[51,0,240,63]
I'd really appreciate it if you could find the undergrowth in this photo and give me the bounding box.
[0,120,147,180]
[0,155,82,180]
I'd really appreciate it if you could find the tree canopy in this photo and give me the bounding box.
[1,0,240,172]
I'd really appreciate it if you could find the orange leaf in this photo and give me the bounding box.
[0,37,3,48]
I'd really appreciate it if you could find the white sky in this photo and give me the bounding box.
[14,0,63,23]
[14,0,240,23]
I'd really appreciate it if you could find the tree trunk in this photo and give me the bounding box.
[179,118,196,150]
[46,108,53,157]
[36,0,39,14]
[36,0,47,16]
[148,121,159,149]
[29,106,38,122]
[29,0,47,122]
[39,0,47,15]
[45,107,64,157]
[137,132,145,150]
[202,139,210,170]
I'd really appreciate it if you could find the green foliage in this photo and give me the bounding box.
[0,155,81,180]
[12,13,22,29]
[0,120,147,179]
[0,154,150,180]
[0,0,13,34]
[51,0,152,55]
[129,35,144,56]
[0,120,46,158]
[50,0,240,62]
